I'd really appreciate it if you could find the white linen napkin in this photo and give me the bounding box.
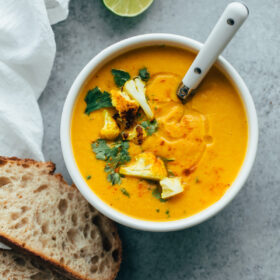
[0,0,69,249]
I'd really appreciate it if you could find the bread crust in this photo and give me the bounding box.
[0,156,56,174]
[0,156,122,280]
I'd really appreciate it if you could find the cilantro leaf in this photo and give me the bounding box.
[139,67,150,82]
[84,87,112,115]
[91,139,131,185]
[141,119,158,136]
[120,188,130,197]
[165,209,170,217]
[111,69,130,87]
[168,170,175,177]
[159,157,175,176]
[152,187,167,202]
[107,173,121,185]
[91,139,112,160]
[160,157,175,163]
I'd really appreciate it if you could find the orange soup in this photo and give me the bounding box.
[71,46,248,221]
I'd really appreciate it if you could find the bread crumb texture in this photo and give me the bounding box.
[0,249,64,279]
[0,156,121,280]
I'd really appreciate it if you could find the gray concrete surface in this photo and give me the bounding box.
[39,0,280,279]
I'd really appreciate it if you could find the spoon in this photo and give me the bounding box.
[177,2,249,103]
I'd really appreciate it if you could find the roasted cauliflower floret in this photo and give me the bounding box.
[100,109,120,140]
[124,78,154,119]
[160,177,184,199]
[121,124,147,145]
[119,152,167,180]
[110,89,139,128]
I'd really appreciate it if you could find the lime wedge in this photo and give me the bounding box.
[103,0,154,17]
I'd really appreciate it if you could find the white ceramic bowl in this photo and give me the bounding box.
[60,33,258,232]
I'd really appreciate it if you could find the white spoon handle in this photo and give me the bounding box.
[182,2,249,91]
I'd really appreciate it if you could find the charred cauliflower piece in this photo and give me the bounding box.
[124,78,154,119]
[122,124,147,145]
[110,89,139,128]
[160,177,184,199]
[119,152,167,180]
[100,109,120,140]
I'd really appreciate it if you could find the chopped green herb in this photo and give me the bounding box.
[146,179,158,186]
[159,157,175,176]
[168,170,175,177]
[120,188,130,197]
[141,119,158,136]
[152,187,167,203]
[160,157,175,163]
[139,67,150,82]
[86,175,92,180]
[92,139,131,185]
[107,173,121,185]
[111,69,130,87]
[136,110,145,121]
[156,209,160,213]
[195,177,200,183]
[84,87,112,115]
[91,139,112,161]
[165,209,170,217]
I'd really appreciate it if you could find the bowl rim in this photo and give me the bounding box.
[60,33,258,232]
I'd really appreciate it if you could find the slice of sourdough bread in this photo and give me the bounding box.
[0,156,121,280]
[0,249,64,280]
